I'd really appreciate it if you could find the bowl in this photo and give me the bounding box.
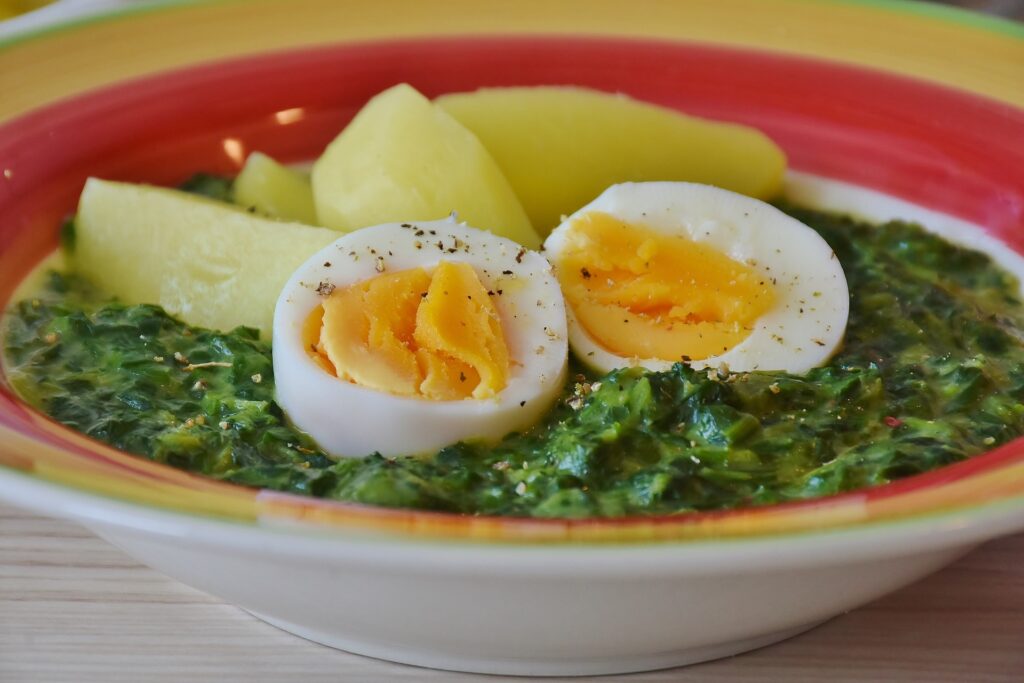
[1,1,1024,676]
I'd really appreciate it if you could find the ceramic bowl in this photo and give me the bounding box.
[1,1,1024,676]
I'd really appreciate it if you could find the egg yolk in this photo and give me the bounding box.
[554,212,776,361]
[304,261,510,400]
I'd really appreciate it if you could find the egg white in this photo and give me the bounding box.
[273,217,568,458]
[543,182,850,375]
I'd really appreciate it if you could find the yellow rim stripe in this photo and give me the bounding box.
[1,0,1022,126]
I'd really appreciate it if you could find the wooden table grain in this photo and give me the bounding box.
[1,504,1022,682]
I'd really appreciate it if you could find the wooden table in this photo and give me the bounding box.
[1,503,1022,682]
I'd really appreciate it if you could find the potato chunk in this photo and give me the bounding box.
[74,178,337,337]
[311,84,540,249]
[436,86,787,235]
[234,152,316,224]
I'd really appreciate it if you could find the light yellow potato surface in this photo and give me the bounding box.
[75,178,338,337]
[436,86,787,235]
[312,83,540,249]
[234,151,317,225]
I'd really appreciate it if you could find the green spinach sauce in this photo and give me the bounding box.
[5,206,1024,518]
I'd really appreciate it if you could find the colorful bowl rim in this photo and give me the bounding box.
[4,0,1024,51]
[1,0,1023,121]
[1,0,1024,544]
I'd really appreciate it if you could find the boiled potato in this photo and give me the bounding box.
[312,83,540,249]
[436,87,787,235]
[234,152,317,224]
[75,178,337,337]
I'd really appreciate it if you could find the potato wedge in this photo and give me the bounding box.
[74,178,337,337]
[436,86,787,235]
[312,84,539,249]
[234,152,317,224]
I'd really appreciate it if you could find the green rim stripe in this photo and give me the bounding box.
[840,0,1024,39]
[0,0,206,53]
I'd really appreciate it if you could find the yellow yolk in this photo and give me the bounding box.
[305,261,510,400]
[554,212,776,361]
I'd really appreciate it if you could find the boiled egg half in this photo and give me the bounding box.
[543,182,849,374]
[273,218,568,458]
